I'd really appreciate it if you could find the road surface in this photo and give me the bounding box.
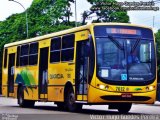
[0,96,160,120]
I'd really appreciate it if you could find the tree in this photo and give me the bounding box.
[48,0,74,25]
[82,0,129,25]
[28,0,74,37]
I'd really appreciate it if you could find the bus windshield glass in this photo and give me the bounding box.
[95,26,155,83]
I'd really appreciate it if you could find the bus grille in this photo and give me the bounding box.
[100,95,151,101]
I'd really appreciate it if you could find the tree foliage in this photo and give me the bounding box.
[27,0,74,37]
[82,0,129,24]
[155,30,160,70]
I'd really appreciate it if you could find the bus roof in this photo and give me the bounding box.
[4,23,152,48]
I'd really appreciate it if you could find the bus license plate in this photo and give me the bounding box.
[121,93,132,98]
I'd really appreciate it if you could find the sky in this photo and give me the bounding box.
[0,0,160,32]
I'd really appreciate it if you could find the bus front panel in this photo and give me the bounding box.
[88,25,156,104]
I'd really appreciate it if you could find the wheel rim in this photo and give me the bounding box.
[18,89,23,105]
[69,93,75,105]
[19,95,23,104]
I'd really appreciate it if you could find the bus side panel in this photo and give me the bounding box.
[15,66,39,100]
[2,69,8,97]
[48,63,75,102]
[24,87,38,100]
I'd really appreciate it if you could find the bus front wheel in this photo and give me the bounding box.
[117,103,132,114]
[65,88,82,112]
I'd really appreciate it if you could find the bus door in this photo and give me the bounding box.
[39,47,49,99]
[8,53,15,97]
[76,40,89,101]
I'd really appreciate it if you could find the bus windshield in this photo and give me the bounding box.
[96,36,155,83]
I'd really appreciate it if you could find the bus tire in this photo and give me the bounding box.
[117,103,132,114]
[65,88,82,112]
[17,86,35,108]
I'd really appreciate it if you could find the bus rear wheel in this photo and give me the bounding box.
[65,88,82,112]
[117,103,132,114]
[18,86,35,108]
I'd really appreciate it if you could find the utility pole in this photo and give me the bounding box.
[9,0,29,38]
[153,16,155,28]
[75,0,77,27]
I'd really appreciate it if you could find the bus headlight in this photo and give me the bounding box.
[98,84,109,90]
[99,85,105,89]
[146,86,155,91]
[149,86,154,90]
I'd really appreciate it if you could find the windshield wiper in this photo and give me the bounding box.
[131,38,141,53]
[108,35,124,51]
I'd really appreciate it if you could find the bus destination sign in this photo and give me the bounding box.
[106,28,141,35]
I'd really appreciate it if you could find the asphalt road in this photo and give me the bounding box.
[1,96,160,120]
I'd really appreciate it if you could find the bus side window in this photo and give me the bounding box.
[3,49,8,68]
[29,42,38,65]
[16,46,20,67]
[20,44,29,66]
[50,37,61,63]
[61,34,75,62]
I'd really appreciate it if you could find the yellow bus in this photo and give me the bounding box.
[2,23,157,113]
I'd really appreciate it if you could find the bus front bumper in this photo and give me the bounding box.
[88,85,156,104]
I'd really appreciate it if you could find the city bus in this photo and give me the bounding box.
[2,23,157,113]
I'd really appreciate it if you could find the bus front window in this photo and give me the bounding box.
[96,37,155,83]
[127,39,154,81]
